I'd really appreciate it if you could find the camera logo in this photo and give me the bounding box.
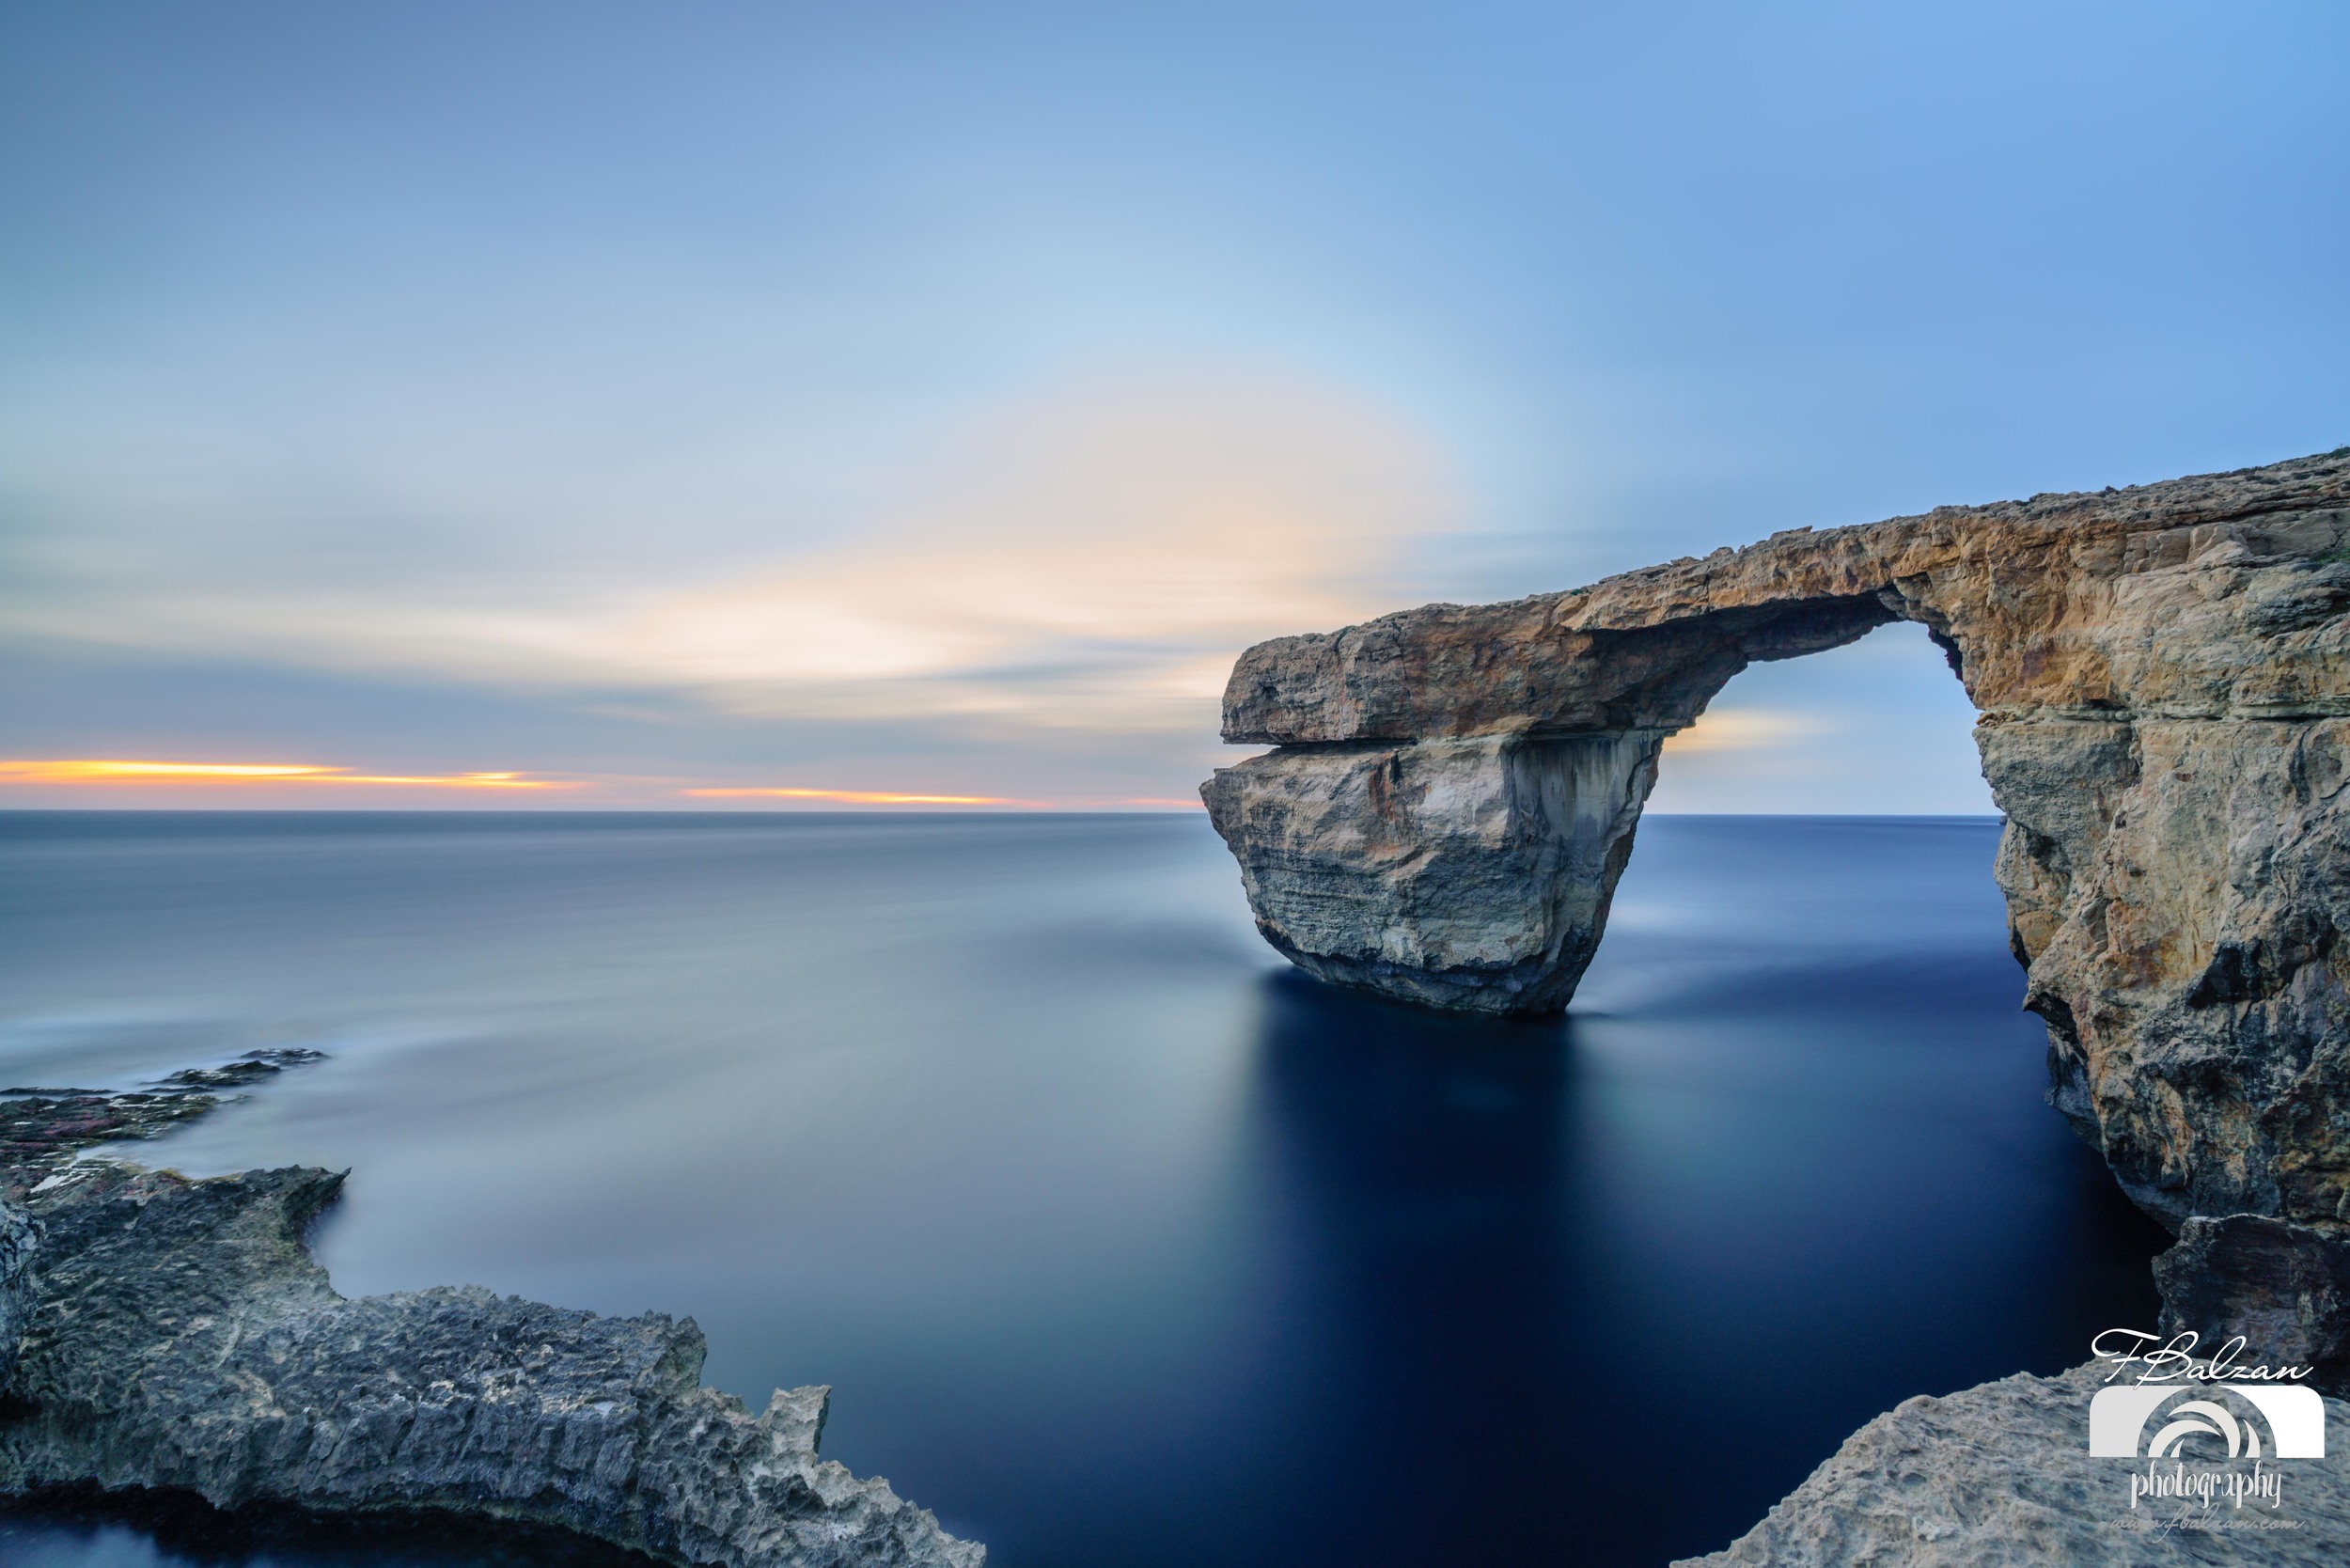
[2089,1384,2325,1459]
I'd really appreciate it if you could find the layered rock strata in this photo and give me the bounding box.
[0,1061,979,1566]
[1672,1360,2350,1565]
[1204,449,2350,1371]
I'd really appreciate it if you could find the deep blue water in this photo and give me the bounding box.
[0,811,2166,1568]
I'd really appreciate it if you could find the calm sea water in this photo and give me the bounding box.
[0,811,2166,1568]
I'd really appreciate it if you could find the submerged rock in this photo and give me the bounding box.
[1,1047,331,1198]
[1205,448,2350,1378]
[0,1059,981,1566]
[1672,1361,2350,1565]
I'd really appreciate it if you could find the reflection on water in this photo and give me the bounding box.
[0,1494,656,1568]
[0,812,2165,1566]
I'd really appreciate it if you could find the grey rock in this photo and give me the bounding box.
[2,1162,980,1567]
[0,1200,32,1388]
[1673,1361,2350,1566]
[151,1047,331,1092]
[1202,731,1665,1013]
[1205,448,2350,1374]
[2,1047,330,1197]
[2156,1216,2350,1372]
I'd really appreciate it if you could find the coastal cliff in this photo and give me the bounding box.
[1204,448,2350,1376]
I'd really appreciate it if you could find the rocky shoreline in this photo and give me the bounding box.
[0,1055,981,1567]
[1673,1361,2350,1565]
[0,1047,325,1196]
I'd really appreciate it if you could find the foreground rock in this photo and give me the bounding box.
[0,1059,981,1566]
[1674,1362,2350,1566]
[1205,448,2350,1375]
[0,1201,29,1388]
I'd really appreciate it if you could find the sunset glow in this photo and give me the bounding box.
[0,760,566,789]
[682,787,1027,806]
[1658,711,1834,754]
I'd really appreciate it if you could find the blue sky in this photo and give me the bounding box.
[3,1,2343,808]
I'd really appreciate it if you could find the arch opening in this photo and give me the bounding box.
[1648,619,1993,816]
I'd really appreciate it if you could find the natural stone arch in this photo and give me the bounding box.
[1203,450,2350,1374]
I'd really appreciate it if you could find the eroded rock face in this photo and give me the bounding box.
[0,1201,32,1389]
[1204,448,2350,1370]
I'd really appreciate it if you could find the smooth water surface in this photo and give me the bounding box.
[0,812,2166,1566]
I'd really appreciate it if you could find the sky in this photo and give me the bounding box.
[2,1,2344,811]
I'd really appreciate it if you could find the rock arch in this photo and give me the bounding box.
[1203,449,2350,1372]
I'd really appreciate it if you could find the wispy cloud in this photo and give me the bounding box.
[6,371,1455,740]
[0,759,1213,810]
[682,786,1028,806]
[1659,709,1837,753]
[0,760,566,789]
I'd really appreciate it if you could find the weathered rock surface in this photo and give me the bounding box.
[1,1047,326,1199]
[1206,448,2350,1375]
[0,1061,980,1566]
[1672,1360,2350,1566]
[0,1200,30,1390]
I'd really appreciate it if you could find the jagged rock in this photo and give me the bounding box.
[0,1062,981,1567]
[150,1046,330,1092]
[1671,1360,2350,1565]
[1204,448,2350,1372]
[2156,1216,2350,1373]
[0,1200,32,1388]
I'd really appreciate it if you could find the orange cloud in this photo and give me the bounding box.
[682,786,1028,806]
[8,375,1454,741]
[1659,710,1836,754]
[0,760,566,789]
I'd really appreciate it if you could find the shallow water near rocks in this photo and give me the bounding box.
[0,810,2166,1567]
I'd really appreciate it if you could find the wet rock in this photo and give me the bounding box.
[152,1046,329,1091]
[0,1049,327,1200]
[0,1094,221,1197]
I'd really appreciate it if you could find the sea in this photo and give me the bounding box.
[0,811,2168,1568]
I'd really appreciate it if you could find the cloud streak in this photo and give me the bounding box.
[0,760,565,789]
[5,371,1456,743]
[0,759,1204,810]
[682,787,1027,806]
[1659,709,1836,753]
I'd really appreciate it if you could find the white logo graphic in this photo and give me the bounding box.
[2089,1384,2325,1459]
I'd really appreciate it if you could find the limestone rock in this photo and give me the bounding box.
[1206,448,2350,1374]
[0,1062,978,1566]
[0,1161,980,1567]
[1672,1361,2350,1566]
